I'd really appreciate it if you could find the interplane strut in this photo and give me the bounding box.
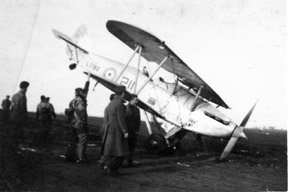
[136,56,169,95]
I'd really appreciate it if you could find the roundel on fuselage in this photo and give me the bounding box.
[103,68,117,81]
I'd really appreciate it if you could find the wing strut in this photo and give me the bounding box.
[75,46,79,63]
[134,46,142,94]
[190,86,204,112]
[171,58,179,95]
[136,56,169,95]
[143,111,153,135]
[115,45,140,82]
[172,77,179,95]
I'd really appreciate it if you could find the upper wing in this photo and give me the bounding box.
[106,20,229,109]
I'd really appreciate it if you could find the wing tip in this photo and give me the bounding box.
[52,29,61,39]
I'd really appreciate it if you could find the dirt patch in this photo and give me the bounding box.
[0,112,287,192]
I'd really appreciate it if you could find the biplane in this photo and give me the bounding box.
[52,20,257,160]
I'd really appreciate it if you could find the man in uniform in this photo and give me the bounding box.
[123,94,141,167]
[10,81,29,146]
[66,74,90,163]
[36,95,51,143]
[101,86,129,175]
[1,95,11,124]
[99,93,116,167]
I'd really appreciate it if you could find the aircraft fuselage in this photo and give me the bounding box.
[75,52,245,139]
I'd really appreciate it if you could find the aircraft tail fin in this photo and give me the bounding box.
[71,24,88,44]
[219,101,258,161]
[66,25,88,58]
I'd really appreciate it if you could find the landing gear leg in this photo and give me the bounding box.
[193,133,204,151]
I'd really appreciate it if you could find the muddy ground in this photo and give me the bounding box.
[0,111,287,192]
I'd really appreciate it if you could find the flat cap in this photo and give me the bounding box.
[20,81,29,89]
[114,85,126,95]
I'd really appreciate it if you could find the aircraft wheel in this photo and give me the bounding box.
[143,133,168,154]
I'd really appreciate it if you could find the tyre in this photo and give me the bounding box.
[143,133,168,154]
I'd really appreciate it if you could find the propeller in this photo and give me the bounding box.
[220,101,258,160]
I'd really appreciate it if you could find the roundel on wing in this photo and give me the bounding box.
[103,68,117,81]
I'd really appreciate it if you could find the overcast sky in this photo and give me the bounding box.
[0,0,286,129]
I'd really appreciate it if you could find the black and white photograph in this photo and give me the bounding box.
[0,0,286,191]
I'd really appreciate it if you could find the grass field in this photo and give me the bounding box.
[0,110,287,191]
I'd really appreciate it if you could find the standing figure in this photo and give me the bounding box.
[101,86,129,175]
[99,93,115,167]
[36,95,51,142]
[10,81,30,146]
[1,95,11,124]
[46,97,57,124]
[66,75,90,163]
[124,94,141,167]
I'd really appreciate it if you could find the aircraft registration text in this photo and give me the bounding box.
[86,61,100,71]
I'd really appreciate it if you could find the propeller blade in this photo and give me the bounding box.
[220,136,239,160]
[219,101,258,160]
[240,100,258,127]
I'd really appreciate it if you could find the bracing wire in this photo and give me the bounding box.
[14,0,41,92]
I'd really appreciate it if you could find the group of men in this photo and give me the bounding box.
[1,81,58,147]
[36,95,56,142]
[1,81,30,147]
[2,77,141,176]
[100,86,141,175]
[64,74,141,175]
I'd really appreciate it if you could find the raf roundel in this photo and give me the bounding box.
[103,68,117,81]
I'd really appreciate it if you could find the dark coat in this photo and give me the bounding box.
[36,101,50,121]
[101,96,129,157]
[10,90,27,122]
[126,103,140,134]
[1,98,11,112]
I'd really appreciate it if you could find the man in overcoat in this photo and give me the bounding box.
[101,85,129,175]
